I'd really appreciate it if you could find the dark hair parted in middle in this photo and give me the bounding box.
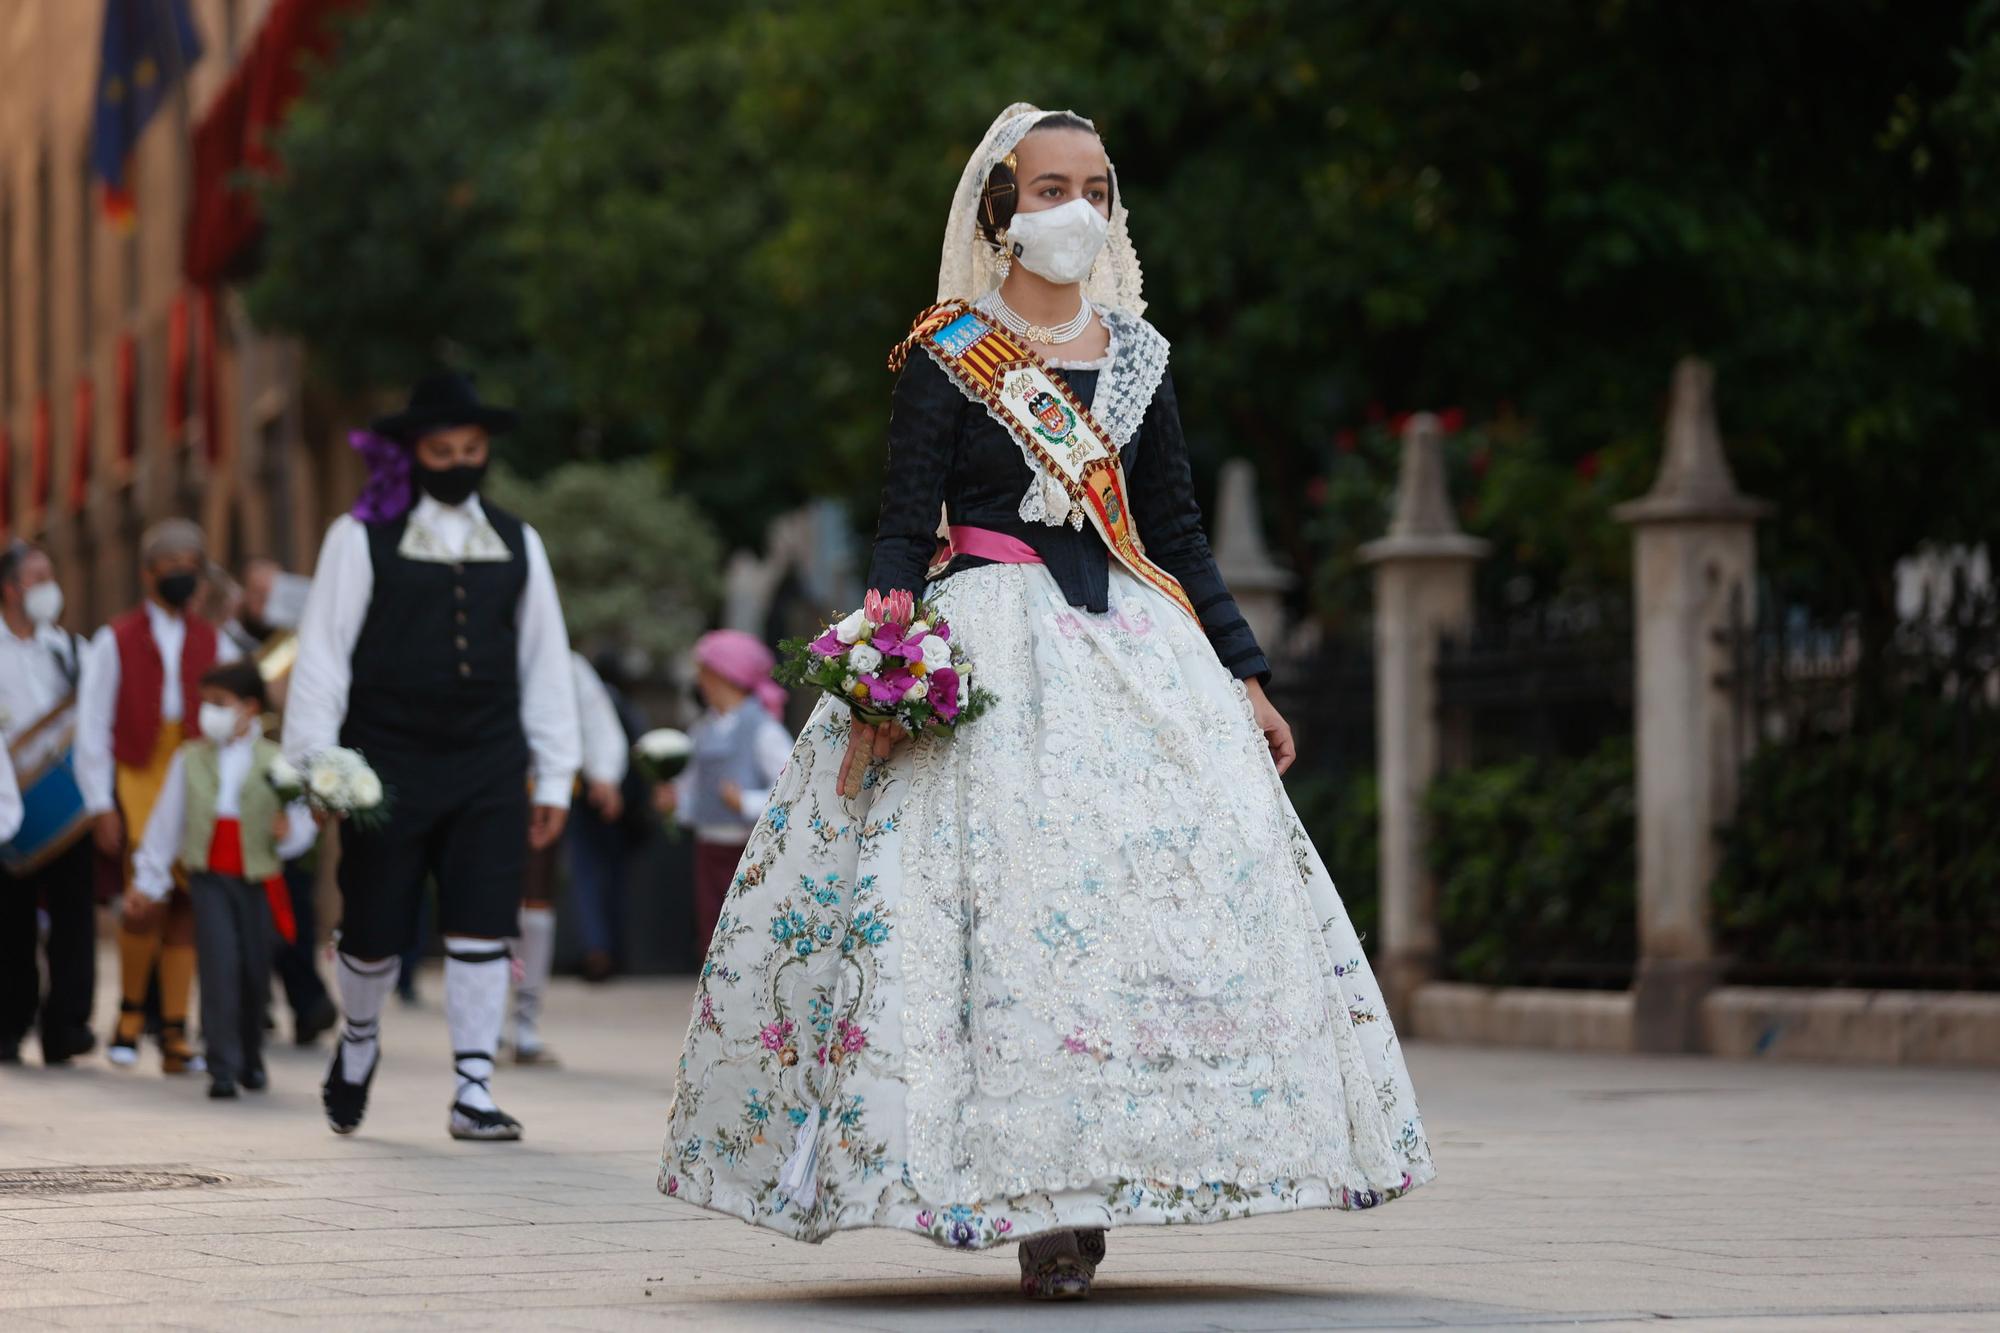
[201,660,270,712]
[977,112,1113,248]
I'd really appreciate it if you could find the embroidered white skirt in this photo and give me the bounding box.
[658,563,1435,1249]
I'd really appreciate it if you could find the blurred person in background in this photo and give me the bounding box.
[75,519,241,1073]
[0,541,95,1066]
[568,650,649,983]
[650,630,790,953]
[220,556,337,1048]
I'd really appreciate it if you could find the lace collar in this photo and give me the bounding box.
[944,296,1172,527]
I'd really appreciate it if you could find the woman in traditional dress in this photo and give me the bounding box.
[657,103,1434,1300]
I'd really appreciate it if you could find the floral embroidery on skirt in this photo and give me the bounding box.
[658,564,1434,1249]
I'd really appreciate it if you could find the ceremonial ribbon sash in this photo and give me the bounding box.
[900,300,1198,624]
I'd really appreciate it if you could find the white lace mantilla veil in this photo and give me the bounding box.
[935,102,1146,316]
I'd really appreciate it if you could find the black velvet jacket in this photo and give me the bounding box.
[864,348,1271,683]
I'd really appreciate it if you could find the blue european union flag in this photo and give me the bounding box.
[89,0,204,222]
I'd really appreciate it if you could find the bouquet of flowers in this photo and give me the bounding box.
[777,588,994,793]
[269,747,390,830]
[631,728,693,784]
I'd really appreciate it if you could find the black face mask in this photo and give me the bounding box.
[156,571,199,609]
[416,462,487,508]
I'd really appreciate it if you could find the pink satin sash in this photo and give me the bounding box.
[947,525,1043,565]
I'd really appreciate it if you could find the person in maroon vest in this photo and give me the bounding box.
[74,518,242,1071]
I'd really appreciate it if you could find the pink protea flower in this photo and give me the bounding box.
[864,588,887,623]
[885,589,915,627]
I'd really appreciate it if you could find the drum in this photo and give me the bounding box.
[1,697,89,875]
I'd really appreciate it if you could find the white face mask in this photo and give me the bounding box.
[1007,197,1109,285]
[199,702,245,746]
[23,581,63,627]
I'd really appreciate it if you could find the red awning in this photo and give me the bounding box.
[184,0,360,286]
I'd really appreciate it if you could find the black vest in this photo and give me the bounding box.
[342,503,530,760]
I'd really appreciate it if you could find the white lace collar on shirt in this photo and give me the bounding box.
[397,495,513,564]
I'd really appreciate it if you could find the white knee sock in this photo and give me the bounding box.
[444,937,509,1112]
[335,953,398,1083]
[513,906,556,1049]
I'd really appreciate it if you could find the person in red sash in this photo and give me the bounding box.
[126,662,316,1099]
[74,519,243,1071]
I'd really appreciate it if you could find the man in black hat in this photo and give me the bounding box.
[285,373,579,1141]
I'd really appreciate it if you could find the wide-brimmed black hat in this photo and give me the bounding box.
[370,372,518,444]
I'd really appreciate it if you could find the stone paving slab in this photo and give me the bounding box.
[0,954,1995,1330]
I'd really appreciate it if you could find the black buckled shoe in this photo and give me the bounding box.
[322,1047,377,1135]
[448,1102,523,1141]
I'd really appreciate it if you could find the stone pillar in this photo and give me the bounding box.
[1360,413,1489,1016]
[1209,458,1294,659]
[1614,358,1769,1053]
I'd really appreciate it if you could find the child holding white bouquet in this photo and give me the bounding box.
[127,663,317,1098]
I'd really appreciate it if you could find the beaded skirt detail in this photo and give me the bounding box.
[658,564,1435,1250]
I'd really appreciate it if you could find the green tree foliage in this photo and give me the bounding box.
[484,460,722,664]
[249,0,2000,622]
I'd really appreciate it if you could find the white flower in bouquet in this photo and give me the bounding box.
[308,760,346,801]
[633,728,693,783]
[636,728,692,763]
[834,610,871,645]
[908,620,930,637]
[919,634,952,672]
[847,643,884,673]
[350,768,385,810]
[905,678,929,702]
[268,755,302,795]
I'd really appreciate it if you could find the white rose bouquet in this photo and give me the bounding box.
[631,728,693,784]
[271,747,391,830]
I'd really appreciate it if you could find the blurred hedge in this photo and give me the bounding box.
[1426,739,1636,988]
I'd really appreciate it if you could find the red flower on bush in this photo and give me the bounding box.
[1575,451,1602,481]
[1438,407,1466,435]
[1389,411,1412,436]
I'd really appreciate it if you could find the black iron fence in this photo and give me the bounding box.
[1713,575,2000,990]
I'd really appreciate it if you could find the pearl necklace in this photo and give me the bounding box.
[994,293,1093,346]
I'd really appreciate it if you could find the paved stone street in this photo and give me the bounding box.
[1,957,1995,1331]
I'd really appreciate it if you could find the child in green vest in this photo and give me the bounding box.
[127,662,316,1098]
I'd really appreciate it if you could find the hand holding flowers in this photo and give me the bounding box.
[775,589,994,797]
[270,747,390,830]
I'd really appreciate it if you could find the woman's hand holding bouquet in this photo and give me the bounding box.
[775,588,993,797]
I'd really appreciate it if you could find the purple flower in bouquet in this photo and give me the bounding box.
[868,622,925,664]
[930,667,962,722]
[808,628,846,657]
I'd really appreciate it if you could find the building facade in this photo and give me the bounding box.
[0,0,348,626]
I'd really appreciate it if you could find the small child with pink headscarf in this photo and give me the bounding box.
[653,630,792,949]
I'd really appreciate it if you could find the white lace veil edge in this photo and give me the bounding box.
[935,102,1146,318]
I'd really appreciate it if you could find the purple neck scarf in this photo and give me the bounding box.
[348,430,414,523]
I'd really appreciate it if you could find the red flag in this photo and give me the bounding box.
[116,333,138,474]
[200,288,223,464]
[166,292,190,444]
[70,376,96,514]
[0,425,12,539]
[29,396,52,525]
